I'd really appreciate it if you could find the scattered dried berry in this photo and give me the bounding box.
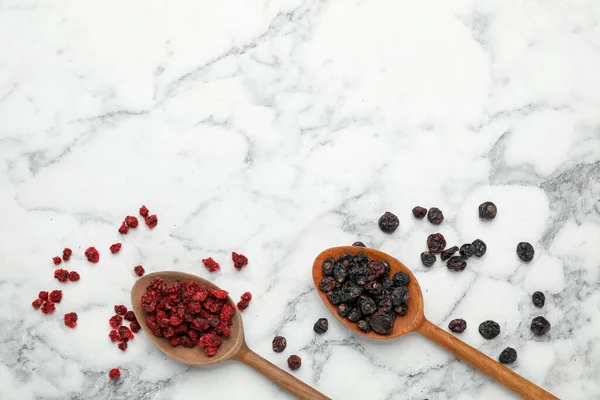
[124,311,137,322]
[50,290,62,303]
[237,292,252,311]
[118,342,128,351]
[421,251,436,267]
[352,241,366,247]
[427,207,444,225]
[272,336,287,353]
[109,330,121,342]
[412,206,427,219]
[130,321,141,333]
[119,326,134,340]
[530,316,551,336]
[378,211,399,233]
[287,355,302,370]
[114,305,128,315]
[84,247,100,263]
[427,233,446,254]
[448,318,467,333]
[125,216,139,228]
[109,368,121,379]
[478,201,497,220]
[471,239,487,257]
[139,205,149,218]
[109,315,123,329]
[39,291,49,301]
[517,242,534,262]
[145,214,158,229]
[357,320,371,333]
[459,243,473,258]
[41,301,56,314]
[232,252,248,269]
[202,258,220,272]
[110,243,122,254]
[532,291,545,308]
[369,310,394,335]
[32,298,43,309]
[447,256,467,272]
[499,347,517,364]
[479,320,500,339]
[68,271,80,281]
[62,248,72,262]
[313,318,329,334]
[52,256,62,265]
[118,222,129,234]
[440,246,459,261]
[54,268,69,282]
[64,312,78,328]
[134,265,145,277]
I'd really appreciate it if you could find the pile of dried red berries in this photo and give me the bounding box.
[108,305,139,351]
[140,278,237,357]
[202,252,250,273]
[32,290,62,314]
[319,253,410,335]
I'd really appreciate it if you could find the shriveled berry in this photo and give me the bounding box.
[84,247,100,263]
[145,214,158,229]
[287,355,301,370]
[119,326,134,340]
[205,346,218,357]
[440,246,458,261]
[358,296,376,316]
[421,251,436,267]
[392,272,410,286]
[124,311,137,322]
[130,321,141,333]
[139,205,149,218]
[53,256,62,265]
[237,292,252,311]
[50,290,62,303]
[313,318,329,334]
[348,263,368,285]
[41,301,56,314]
[109,243,122,254]
[272,336,287,353]
[318,276,337,292]
[478,201,497,220]
[118,342,128,351]
[125,216,139,228]
[366,260,386,281]
[68,271,80,281]
[332,263,348,283]
[378,211,399,233]
[109,330,121,342]
[109,315,123,329]
[378,297,393,314]
[347,308,362,322]
[32,298,43,309]
[412,206,427,219]
[459,243,473,258]
[499,347,517,364]
[530,316,551,336]
[114,305,128,315]
[109,368,120,379]
[427,207,444,224]
[326,289,343,305]
[64,312,78,328]
[394,302,408,316]
[202,258,220,272]
[232,252,248,269]
[134,265,145,277]
[352,241,366,247]
[369,310,394,335]
[62,248,72,262]
[479,320,500,339]
[427,233,446,254]
[118,222,129,234]
[337,303,353,317]
[447,256,467,272]
[448,318,467,333]
[39,291,49,301]
[321,257,335,276]
[471,239,487,257]
[532,291,545,308]
[54,268,69,282]
[517,242,534,262]
[357,320,371,333]
[240,292,252,302]
[391,287,409,306]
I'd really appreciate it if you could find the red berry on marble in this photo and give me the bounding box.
[125,216,138,228]
[84,247,100,263]
[109,243,122,254]
[134,265,145,277]
[50,290,62,303]
[118,222,129,234]
[109,368,120,379]
[32,298,43,309]
[52,256,62,265]
[39,291,49,301]
[62,248,72,262]
[232,252,248,269]
[139,205,149,218]
[145,214,158,229]
[64,312,78,328]
[68,271,80,281]
[114,305,128,315]
[109,315,123,329]
[202,258,220,272]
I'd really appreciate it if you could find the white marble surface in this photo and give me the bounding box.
[1,0,600,399]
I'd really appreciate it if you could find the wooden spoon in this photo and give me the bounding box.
[131,271,330,400]
[313,246,559,400]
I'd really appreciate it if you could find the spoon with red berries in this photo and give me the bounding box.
[132,271,330,400]
[313,246,558,400]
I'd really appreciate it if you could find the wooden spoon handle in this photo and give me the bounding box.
[237,346,331,400]
[417,319,558,400]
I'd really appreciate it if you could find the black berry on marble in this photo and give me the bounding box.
[421,251,437,267]
[427,233,446,254]
[478,201,497,220]
[357,320,371,333]
[318,276,337,292]
[517,242,535,262]
[352,241,366,247]
[321,257,335,276]
[394,302,408,316]
[499,347,517,364]
[447,255,467,272]
[272,336,287,353]
[459,243,473,258]
[471,239,487,257]
[412,206,427,219]
[313,318,329,334]
[427,207,444,224]
[448,318,467,333]
[479,320,501,339]
[532,291,545,308]
[392,272,410,286]
[378,211,399,233]
[530,316,551,336]
[441,246,459,261]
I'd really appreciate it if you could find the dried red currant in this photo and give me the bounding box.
[119,326,134,340]
[84,247,100,263]
[145,214,158,229]
[118,342,128,351]
[109,243,122,254]
[517,242,534,262]
[41,301,56,314]
[139,205,149,218]
[427,207,444,224]
[109,315,123,329]
[109,368,120,379]
[440,246,459,261]
[378,211,399,233]
[32,298,43,309]
[39,291,49,301]
[412,206,427,219]
[50,290,63,303]
[118,222,129,234]
[62,248,72,262]
[64,312,78,328]
[134,265,145,277]
[232,252,248,269]
[68,271,80,281]
[427,233,446,254]
[202,258,220,272]
[448,318,467,333]
[109,330,121,342]
[272,336,287,352]
[478,201,497,220]
[52,256,62,265]
[114,305,128,315]
[125,216,139,228]
[204,346,218,357]
[287,355,302,370]
[130,321,141,333]
[54,268,69,282]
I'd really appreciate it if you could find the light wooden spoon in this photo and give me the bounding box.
[313,246,559,400]
[131,271,330,400]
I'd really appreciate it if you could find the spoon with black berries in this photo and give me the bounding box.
[132,271,330,400]
[313,246,558,400]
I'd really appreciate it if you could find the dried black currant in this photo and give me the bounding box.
[366,260,386,281]
[412,206,427,219]
[517,242,535,262]
[448,318,467,333]
[364,280,384,296]
[530,316,551,336]
[394,302,408,316]
[352,241,366,247]
[321,257,335,276]
[390,286,409,306]
[459,243,473,258]
[318,276,337,292]
[340,282,363,303]
[498,347,517,364]
[337,253,353,267]
[421,251,436,267]
[347,308,362,322]
[354,252,369,266]
[313,318,329,334]
[327,289,343,305]
[478,320,500,339]
[332,263,348,283]
[337,303,353,317]
[446,255,467,272]
[427,207,444,225]
[378,211,399,233]
[392,272,410,286]
[369,310,394,335]
[357,320,371,333]
[272,336,287,353]
[532,291,545,308]
[427,233,446,254]
[348,264,368,286]
[471,239,487,257]
[478,201,497,220]
[378,297,393,313]
[358,296,377,316]
[382,260,391,276]
[440,246,459,261]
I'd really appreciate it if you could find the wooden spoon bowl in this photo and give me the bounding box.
[131,271,330,400]
[313,247,559,400]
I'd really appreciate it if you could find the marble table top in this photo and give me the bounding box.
[1,0,599,399]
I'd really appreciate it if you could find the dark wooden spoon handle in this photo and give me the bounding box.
[417,319,558,400]
[236,345,331,400]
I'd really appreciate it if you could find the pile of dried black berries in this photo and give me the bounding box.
[319,253,410,335]
[421,232,486,271]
